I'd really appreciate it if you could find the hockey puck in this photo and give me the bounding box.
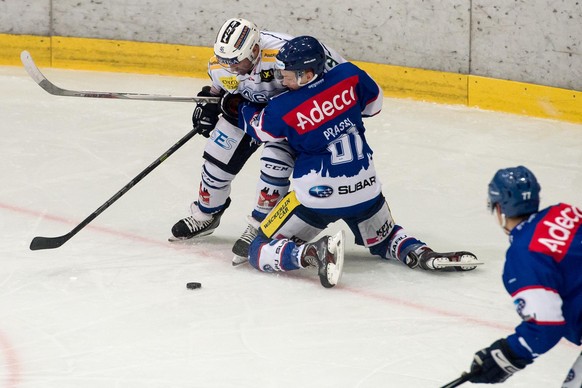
[186,282,202,290]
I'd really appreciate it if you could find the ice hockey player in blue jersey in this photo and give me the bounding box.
[235,36,480,288]
[169,19,346,267]
[465,166,582,386]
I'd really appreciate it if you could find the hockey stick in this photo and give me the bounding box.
[440,371,478,388]
[20,50,220,103]
[30,127,201,250]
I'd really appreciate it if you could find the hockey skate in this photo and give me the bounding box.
[169,198,231,241]
[417,249,481,271]
[300,230,345,288]
[231,216,260,266]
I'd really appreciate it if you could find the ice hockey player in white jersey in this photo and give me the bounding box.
[235,36,480,288]
[170,18,345,266]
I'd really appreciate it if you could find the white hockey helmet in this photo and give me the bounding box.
[214,18,261,68]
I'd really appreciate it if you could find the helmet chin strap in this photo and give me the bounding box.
[500,213,511,235]
[248,55,258,69]
[247,45,261,72]
[495,205,511,235]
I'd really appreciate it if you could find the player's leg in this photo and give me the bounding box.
[346,195,480,271]
[171,117,260,240]
[343,195,427,267]
[300,230,345,288]
[232,140,295,263]
[251,140,295,220]
[248,191,327,271]
[247,191,345,288]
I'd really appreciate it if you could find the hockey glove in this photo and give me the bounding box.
[469,338,532,384]
[192,86,222,138]
[220,93,246,124]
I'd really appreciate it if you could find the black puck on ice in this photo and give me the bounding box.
[186,282,202,290]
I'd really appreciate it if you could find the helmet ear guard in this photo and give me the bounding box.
[487,166,541,218]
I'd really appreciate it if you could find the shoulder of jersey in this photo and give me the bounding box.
[209,56,222,71]
[259,30,295,62]
[260,30,295,43]
[270,89,292,101]
[323,62,355,78]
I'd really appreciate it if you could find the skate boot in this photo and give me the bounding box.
[231,216,260,266]
[417,249,481,271]
[170,198,231,241]
[300,230,345,288]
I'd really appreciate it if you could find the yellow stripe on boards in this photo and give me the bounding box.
[468,76,582,123]
[354,60,468,106]
[51,36,212,78]
[1,34,580,124]
[0,34,51,66]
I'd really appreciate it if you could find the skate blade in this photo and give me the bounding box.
[434,261,484,267]
[435,255,483,271]
[326,230,345,286]
[167,229,216,242]
[232,254,249,267]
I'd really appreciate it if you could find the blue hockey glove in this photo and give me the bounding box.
[469,338,531,384]
[192,86,222,138]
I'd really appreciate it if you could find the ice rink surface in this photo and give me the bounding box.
[1,64,581,388]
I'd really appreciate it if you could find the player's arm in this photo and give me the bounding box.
[190,86,224,138]
[468,251,565,384]
[238,102,286,143]
[190,60,228,138]
[502,251,566,359]
[354,66,383,117]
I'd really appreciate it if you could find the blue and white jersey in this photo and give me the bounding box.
[503,203,582,360]
[240,62,383,216]
[207,31,345,103]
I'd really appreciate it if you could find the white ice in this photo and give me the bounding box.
[1,65,581,388]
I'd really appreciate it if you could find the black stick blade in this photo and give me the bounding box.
[27,126,200,252]
[30,235,70,250]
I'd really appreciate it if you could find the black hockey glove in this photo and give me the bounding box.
[469,338,532,384]
[192,86,222,138]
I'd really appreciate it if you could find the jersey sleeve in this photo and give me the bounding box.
[239,102,287,143]
[502,246,566,360]
[355,67,383,117]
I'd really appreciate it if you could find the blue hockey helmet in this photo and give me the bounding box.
[487,166,541,217]
[275,36,326,77]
